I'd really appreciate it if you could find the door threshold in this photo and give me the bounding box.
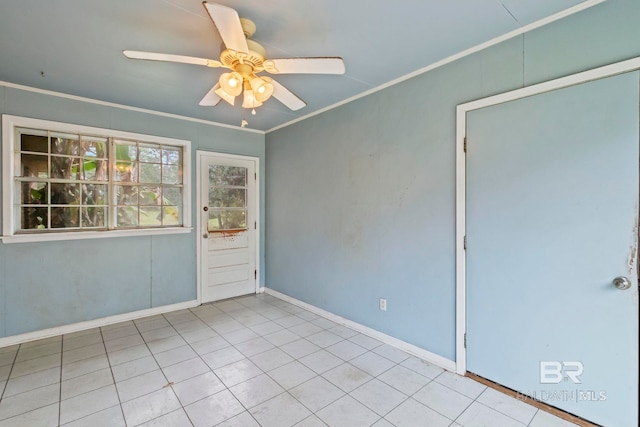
[465,373,601,427]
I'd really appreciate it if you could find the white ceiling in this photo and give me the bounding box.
[0,0,593,131]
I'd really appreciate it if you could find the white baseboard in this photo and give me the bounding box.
[0,300,199,348]
[264,288,456,372]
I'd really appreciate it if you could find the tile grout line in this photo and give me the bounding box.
[99,327,128,427]
[0,344,20,407]
[58,337,64,426]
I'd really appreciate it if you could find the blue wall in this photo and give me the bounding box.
[0,86,265,338]
[265,0,640,361]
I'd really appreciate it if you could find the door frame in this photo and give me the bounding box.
[455,57,640,375]
[196,150,260,304]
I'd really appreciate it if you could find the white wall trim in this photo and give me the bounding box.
[1,227,192,244]
[266,0,606,134]
[196,151,261,305]
[455,56,640,375]
[264,288,457,372]
[0,300,198,348]
[0,81,264,135]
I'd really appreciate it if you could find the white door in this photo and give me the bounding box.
[199,152,257,303]
[465,72,638,426]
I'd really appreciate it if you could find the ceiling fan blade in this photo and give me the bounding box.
[264,58,345,75]
[199,83,222,106]
[271,80,306,111]
[202,2,249,54]
[123,50,221,68]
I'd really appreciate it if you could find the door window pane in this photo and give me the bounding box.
[208,209,246,231]
[209,188,246,208]
[209,166,247,186]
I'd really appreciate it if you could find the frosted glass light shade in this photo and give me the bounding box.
[242,89,263,109]
[214,86,236,105]
[250,77,274,103]
[218,72,243,96]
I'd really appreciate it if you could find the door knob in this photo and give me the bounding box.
[202,233,208,239]
[613,276,632,290]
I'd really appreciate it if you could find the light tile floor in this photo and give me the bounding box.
[0,294,580,427]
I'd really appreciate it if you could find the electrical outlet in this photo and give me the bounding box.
[379,298,387,311]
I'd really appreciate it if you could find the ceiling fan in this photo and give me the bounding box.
[123,1,345,126]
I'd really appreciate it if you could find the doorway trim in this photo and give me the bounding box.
[196,150,260,305]
[455,56,640,375]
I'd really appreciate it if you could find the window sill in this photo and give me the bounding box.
[1,227,193,244]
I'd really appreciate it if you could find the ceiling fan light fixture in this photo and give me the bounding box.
[218,71,243,96]
[242,88,263,109]
[250,76,274,102]
[214,86,237,105]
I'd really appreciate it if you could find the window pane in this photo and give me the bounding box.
[21,154,48,178]
[162,148,181,165]
[140,163,161,183]
[81,137,107,158]
[82,184,107,205]
[21,133,48,153]
[21,207,48,230]
[117,206,139,227]
[114,162,138,182]
[51,156,82,180]
[51,134,79,156]
[51,207,79,228]
[115,185,139,205]
[140,206,161,226]
[162,165,181,184]
[209,188,246,208]
[208,209,246,231]
[139,186,161,206]
[82,159,108,181]
[21,182,48,204]
[163,206,181,225]
[139,144,161,163]
[51,183,80,205]
[82,207,106,228]
[162,187,182,206]
[115,141,137,162]
[209,165,247,186]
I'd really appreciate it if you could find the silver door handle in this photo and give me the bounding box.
[613,276,631,290]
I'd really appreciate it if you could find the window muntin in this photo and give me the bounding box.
[9,122,188,235]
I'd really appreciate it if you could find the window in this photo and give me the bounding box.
[2,115,191,242]
[207,165,248,231]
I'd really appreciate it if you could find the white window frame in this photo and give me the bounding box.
[2,115,192,243]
